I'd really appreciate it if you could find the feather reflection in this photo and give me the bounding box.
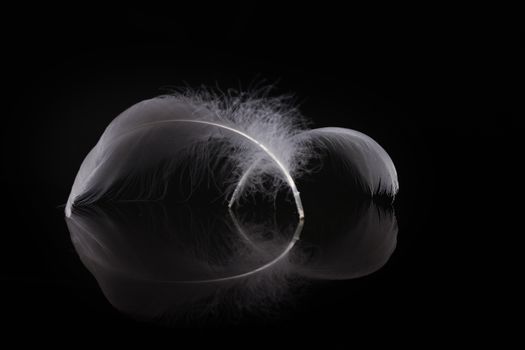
[66,200,397,324]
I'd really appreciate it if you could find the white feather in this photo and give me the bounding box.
[66,91,310,217]
[66,89,398,218]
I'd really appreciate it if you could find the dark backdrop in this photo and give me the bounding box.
[2,2,520,337]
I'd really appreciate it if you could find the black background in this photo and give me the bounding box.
[2,2,521,337]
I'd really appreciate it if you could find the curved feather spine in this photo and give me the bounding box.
[228,160,259,208]
[182,120,304,220]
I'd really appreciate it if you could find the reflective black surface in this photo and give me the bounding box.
[65,195,396,325]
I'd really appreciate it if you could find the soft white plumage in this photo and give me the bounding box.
[66,89,398,218]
